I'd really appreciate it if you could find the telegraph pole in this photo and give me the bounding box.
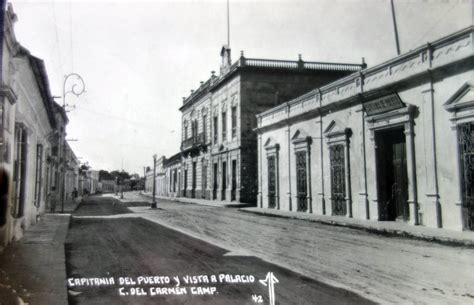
[390,0,401,55]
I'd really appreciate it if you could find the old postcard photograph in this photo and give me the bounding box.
[0,0,473,304]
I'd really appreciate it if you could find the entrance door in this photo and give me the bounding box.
[192,162,196,198]
[13,126,27,218]
[222,161,227,200]
[459,122,474,230]
[213,163,218,200]
[376,127,409,221]
[296,151,307,211]
[184,169,188,197]
[202,162,207,199]
[231,160,237,201]
[268,156,276,208]
[330,144,346,216]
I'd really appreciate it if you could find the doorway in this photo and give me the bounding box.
[191,162,196,198]
[231,160,237,201]
[376,127,409,221]
[222,161,227,200]
[213,163,218,200]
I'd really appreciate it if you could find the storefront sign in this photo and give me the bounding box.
[364,94,404,115]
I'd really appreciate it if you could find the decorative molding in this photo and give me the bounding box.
[0,85,18,104]
[324,120,352,145]
[444,82,474,124]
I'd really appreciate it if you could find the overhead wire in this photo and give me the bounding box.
[69,0,74,72]
[50,0,65,76]
[409,1,460,50]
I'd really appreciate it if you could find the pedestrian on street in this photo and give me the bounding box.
[50,187,57,213]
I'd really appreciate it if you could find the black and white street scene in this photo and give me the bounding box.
[0,0,474,304]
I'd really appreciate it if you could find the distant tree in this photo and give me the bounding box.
[98,170,114,181]
[109,170,131,181]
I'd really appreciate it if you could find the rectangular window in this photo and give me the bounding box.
[13,125,27,217]
[203,115,207,143]
[267,156,276,208]
[34,144,44,207]
[222,111,227,141]
[330,144,346,216]
[231,106,237,138]
[296,151,308,212]
[213,116,218,143]
[184,125,188,140]
[192,120,198,140]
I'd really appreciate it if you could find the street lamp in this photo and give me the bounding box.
[120,172,124,199]
[151,154,157,209]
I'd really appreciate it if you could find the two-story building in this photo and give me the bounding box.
[179,46,365,204]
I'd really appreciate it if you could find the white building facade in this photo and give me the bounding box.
[256,26,474,231]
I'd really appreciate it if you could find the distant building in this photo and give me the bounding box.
[178,47,364,204]
[256,26,474,231]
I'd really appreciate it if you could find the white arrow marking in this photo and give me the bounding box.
[259,272,279,305]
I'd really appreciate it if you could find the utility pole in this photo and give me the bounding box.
[227,0,230,47]
[151,154,157,209]
[390,0,401,55]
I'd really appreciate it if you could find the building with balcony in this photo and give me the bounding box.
[255,26,474,231]
[178,46,365,204]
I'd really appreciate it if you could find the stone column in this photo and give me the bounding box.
[404,116,419,225]
[422,86,441,228]
[286,126,292,211]
[344,135,352,218]
[306,141,312,213]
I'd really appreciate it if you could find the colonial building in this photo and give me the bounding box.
[256,26,474,231]
[64,142,79,201]
[179,47,365,204]
[0,3,78,247]
[164,152,182,199]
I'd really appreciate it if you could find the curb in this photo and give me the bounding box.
[239,209,474,248]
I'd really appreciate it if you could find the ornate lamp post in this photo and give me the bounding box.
[60,73,85,212]
[62,73,86,108]
[151,154,157,209]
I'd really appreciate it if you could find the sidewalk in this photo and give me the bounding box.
[241,207,474,247]
[140,191,253,208]
[116,191,474,247]
[0,214,71,305]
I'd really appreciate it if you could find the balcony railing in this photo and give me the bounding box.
[181,133,207,151]
[182,55,365,106]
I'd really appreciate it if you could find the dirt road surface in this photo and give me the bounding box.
[118,193,474,305]
[65,196,373,305]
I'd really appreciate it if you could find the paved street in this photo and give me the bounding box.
[66,196,372,305]
[120,192,474,305]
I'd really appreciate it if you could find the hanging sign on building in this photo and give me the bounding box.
[364,93,404,116]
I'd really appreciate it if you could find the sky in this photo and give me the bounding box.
[10,0,473,175]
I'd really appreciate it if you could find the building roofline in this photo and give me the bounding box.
[179,54,365,111]
[24,50,59,129]
[256,25,474,132]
